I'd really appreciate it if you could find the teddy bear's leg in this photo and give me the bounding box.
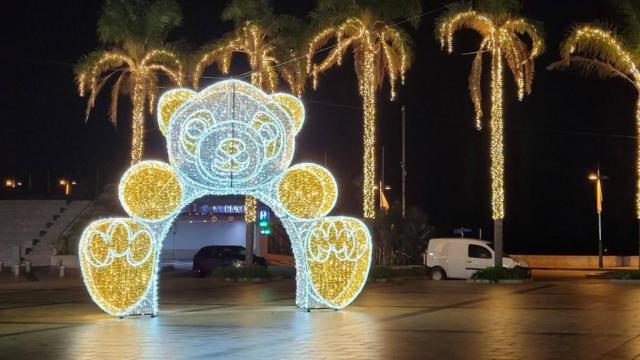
[282,219,315,310]
[79,218,159,317]
[303,217,373,309]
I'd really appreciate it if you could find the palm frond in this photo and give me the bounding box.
[548,56,637,88]
[97,0,181,48]
[559,24,639,81]
[610,0,640,47]
[503,18,545,57]
[435,3,495,52]
[222,0,273,26]
[109,71,127,125]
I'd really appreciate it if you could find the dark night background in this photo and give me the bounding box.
[0,0,635,255]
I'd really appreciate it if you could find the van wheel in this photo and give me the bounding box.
[431,267,446,281]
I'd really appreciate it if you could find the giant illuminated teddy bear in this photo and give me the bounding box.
[78,80,373,316]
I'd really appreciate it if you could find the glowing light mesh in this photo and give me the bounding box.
[79,80,373,316]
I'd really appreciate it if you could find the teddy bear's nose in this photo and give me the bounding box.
[220,139,244,156]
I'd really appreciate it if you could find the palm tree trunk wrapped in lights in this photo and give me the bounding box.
[307,0,422,219]
[436,0,544,267]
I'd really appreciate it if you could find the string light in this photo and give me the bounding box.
[558,26,640,219]
[77,49,184,164]
[79,80,373,316]
[438,9,543,220]
[192,22,278,92]
[307,18,409,219]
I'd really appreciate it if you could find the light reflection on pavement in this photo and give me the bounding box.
[1,270,640,359]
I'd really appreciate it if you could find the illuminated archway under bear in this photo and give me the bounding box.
[79,80,373,316]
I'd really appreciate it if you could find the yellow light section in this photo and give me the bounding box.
[278,163,337,219]
[119,161,183,222]
[157,89,196,137]
[79,218,155,316]
[244,195,257,223]
[490,42,505,220]
[306,217,371,308]
[271,93,305,134]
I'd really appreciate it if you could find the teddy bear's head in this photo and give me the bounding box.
[157,80,304,191]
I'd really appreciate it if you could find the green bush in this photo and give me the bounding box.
[369,266,394,280]
[471,267,530,283]
[212,265,271,279]
[369,266,429,280]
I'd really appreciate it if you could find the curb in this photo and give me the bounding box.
[610,279,640,284]
[466,278,532,284]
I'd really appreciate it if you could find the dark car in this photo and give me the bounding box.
[192,245,268,276]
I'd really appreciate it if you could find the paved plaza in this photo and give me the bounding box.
[1,270,640,359]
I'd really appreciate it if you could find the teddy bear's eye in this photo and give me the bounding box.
[252,112,282,159]
[181,110,216,155]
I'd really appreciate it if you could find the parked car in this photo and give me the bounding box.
[192,245,268,276]
[425,238,528,280]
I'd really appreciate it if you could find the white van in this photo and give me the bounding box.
[426,238,528,280]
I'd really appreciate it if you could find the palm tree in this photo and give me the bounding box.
[550,0,640,265]
[435,0,543,267]
[75,0,185,165]
[192,0,306,93]
[306,0,422,219]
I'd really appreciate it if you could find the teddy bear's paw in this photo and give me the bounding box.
[119,160,184,222]
[79,218,156,316]
[277,163,338,219]
[305,217,372,308]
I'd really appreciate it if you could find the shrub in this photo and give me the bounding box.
[471,267,530,283]
[369,266,394,280]
[369,266,429,280]
[212,265,271,279]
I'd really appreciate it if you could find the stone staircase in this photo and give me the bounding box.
[0,200,90,266]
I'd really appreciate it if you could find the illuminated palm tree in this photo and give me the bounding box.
[306,0,422,219]
[436,0,543,267]
[550,0,640,255]
[75,0,184,164]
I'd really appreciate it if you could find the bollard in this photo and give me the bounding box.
[13,264,20,276]
[0,261,3,274]
[59,264,65,278]
[25,261,31,274]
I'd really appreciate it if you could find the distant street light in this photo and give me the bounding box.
[4,179,21,189]
[588,165,608,270]
[59,179,77,196]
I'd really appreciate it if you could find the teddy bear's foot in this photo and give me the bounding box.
[79,218,158,316]
[304,217,372,309]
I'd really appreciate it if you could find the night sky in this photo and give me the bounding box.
[1,0,637,255]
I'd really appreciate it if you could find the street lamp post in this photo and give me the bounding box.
[588,166,606,270]
[59,179,77,196]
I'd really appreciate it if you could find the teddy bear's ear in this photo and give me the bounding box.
[157,88,197,137]
[271,93,305,135]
